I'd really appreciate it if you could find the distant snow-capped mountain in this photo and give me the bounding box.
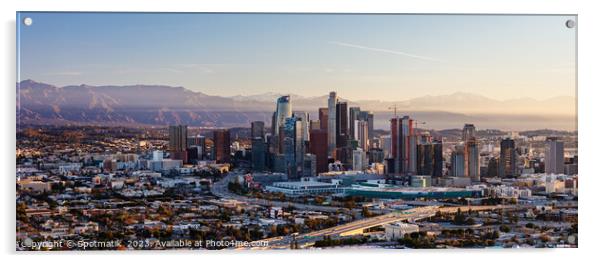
[16,80,576,130]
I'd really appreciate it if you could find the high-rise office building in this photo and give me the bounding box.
[293,111,310,142]
[416,133,441,177]
[433,140,443,177]
[319,107,329,131]
[380,135,392,158]
[359,111,374,143]
[169,125,188,163]
[271,111,277,135]
[302,154,317,177]
[309,129,329,174]
[187,134,204,148]
[274,96,292,138]
[187,135,206,160]
[354,120,369,151]
[465,140,480,182]
[391,116,416,175]
[368,148,385,164]
[499,138,517,178]
[251,121,265,139]
[213,129,231,164]
[352,148,367,171]
[335,147,352,168]
[349,107,361,140]
[486,157,499,178]
[417,143,433,176]
[462,124,479,182]
[545,137,565,174]
[169,125,188,151]
[462,124,476,142]
[336,101,349,148]
[310,120,321,131]
[251,137,267,171]
[282,117,299,179]
[293,118,305,175]
[327,92,338,155]
[451,144,465,177]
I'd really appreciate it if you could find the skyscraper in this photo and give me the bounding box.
[319,107,329,131]
[282,117,299,179]
[380,135,392,158]
[465,140,480,182]
[545,137,565,174]
[349,107,361,140]
[310,120,321,131]
[251,121,265,139]
[391,116,416,175]
[309,129,329,174]
[169,125,188,151]
[416,132,433,176]
[293,111,310,142]
[417,143,433,176]
[169,125,188,163]
[451,144,465,177]
[335,101,349,148]
[359,111,374,144]
[433,140,443,177]
[271,111,277,135]
[499,138,517,178]
[274,95,292,138]
[293,117,305,176]
[352,148,367,171]
[462,124,479,182]
[354,120,369,151]
[302,154,317,177]
[213,129,231,164]
[462,124,476,142]
[187,135,206,161]
[251,137,267,171]
[327,92,338,155]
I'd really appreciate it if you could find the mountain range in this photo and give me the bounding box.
[16,80,576,130]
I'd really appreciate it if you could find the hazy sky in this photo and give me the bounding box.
[17,13,576,101]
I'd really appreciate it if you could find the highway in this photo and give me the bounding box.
[210,171,352,213]
[211,171,508,250]
[244,205,508,250]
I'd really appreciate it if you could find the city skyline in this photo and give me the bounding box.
[16,13,579,250]
[18,13,576,103]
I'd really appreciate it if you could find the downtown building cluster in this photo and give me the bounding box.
[249,92,378,180]
[247,92,578,189]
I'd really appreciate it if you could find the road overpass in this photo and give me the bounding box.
[242,205,508,250]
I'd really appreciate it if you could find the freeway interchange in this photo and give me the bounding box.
[211,171,508,250]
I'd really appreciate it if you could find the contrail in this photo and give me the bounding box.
[329,41,444,62]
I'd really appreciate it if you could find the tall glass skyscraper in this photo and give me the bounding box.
[391,116,416,175]
[327,92,338,156]
[545,137,565,174]
[274,95,292,138]
[349,107,361,140]
[335,101,349,148]
[499,138,517,178]
[463,124,479,182]
[169,125,188,163]
[282,117,297,178]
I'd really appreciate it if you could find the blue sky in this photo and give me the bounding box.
[17,13,576,101]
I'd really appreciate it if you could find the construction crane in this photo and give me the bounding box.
[414,120,427,130]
